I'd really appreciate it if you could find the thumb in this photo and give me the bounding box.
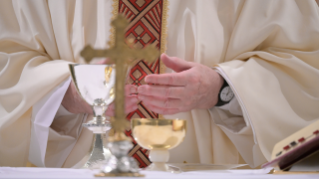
[161,54,192,72]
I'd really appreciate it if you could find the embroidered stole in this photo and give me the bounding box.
[111,0,168,168]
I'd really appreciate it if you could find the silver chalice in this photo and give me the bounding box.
[69,64,116,169]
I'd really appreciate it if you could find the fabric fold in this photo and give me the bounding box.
[29,78,71,167]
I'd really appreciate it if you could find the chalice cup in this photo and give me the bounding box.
[69,64,116,169]
[131,118,187,173]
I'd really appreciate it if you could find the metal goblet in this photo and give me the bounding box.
[69,64,116,169]
[131,118,187,173]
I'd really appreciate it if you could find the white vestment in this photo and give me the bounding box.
[0,0,319,168]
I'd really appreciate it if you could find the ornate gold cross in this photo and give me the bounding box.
[80,15,159,138]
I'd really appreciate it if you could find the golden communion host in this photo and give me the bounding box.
[0,0,318,169]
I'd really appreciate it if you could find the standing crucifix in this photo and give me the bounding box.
[80,15,159,138]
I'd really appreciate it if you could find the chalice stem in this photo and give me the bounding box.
[146,149,181,173]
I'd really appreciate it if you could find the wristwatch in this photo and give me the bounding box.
[215,79,234,107]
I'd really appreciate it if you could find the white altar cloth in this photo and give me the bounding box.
[1,167,319,179]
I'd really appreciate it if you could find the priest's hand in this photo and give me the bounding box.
[61,82,138,115]
[137,54,223,115]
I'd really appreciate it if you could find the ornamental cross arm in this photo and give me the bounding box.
[80,43,159,65]
[80,45,114,64]
[80,14,159,65]
[80,45,116,64]
[129,44,159,63]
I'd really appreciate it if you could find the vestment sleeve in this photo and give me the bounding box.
[216,0,319,165]
[0,1,72,166]
[29,78,87,168]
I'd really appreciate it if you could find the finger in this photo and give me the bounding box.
[105,96,138,116]
[97,58,112,64]
[138,94,182,109]
[105,102,137,116]
[106,94,137,112]
[105,103,114,116]
[125,102,138,114]
[138,85,185,99]
[144,104,180,115]
[145,73,187,86]
[125,96,139,113]
[97,59,106,64]
[125,84,137,95]
[161,54,192,72]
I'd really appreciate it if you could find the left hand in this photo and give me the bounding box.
[62,82,138,116]
[137,54,224,115]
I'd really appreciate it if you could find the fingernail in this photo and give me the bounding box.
[144,75,156,84]
[145,76,152,83]
[144,76,149,83]
[161,53,167,59]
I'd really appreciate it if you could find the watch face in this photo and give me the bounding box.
[220,86,234,102]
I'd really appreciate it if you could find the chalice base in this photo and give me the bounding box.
[145,163,181,173]
[94,172,144,177]
[82,133,112,169]
[99,140,140,175]
[144,149,182,173]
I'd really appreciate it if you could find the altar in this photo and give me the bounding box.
[1,167,318,179]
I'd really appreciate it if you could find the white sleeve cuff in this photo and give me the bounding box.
[218,97,243,116]
[211,67,246,133]
[29,77,71,167]
[56,102,75,118]
[213,67,243,116]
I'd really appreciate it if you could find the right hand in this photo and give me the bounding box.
[61,82,138,116]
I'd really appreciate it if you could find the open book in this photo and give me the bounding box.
[262,120,319,172]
